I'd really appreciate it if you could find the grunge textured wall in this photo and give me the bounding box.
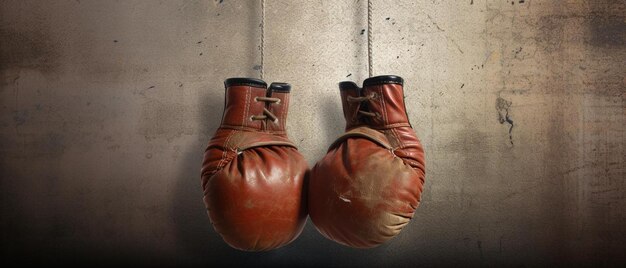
[1,0,624,266]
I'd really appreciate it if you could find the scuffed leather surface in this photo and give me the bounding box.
[201,83,307,251]
[309,79,425,248]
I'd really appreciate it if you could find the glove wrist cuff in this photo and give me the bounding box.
[339,75,412,129]
[219,78,291,133]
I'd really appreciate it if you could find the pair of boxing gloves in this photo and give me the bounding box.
[200,75,425,251]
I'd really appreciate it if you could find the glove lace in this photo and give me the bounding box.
[347,94,378,117]
[251,97,280,122]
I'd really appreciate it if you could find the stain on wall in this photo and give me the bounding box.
[0,27,60,75]
[1,0,624,266]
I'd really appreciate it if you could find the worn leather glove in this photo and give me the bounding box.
[309,75,425,248]
[201,78,308,251]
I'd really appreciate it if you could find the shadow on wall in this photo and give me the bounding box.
[170,82,220,265]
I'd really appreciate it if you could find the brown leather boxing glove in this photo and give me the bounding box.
[201,78,308,251]
[309,75,426,248]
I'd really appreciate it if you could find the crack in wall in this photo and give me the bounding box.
[496,97,514,146]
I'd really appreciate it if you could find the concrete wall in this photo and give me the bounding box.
[1,0,624,266]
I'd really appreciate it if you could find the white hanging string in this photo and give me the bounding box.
[260,0,266,80]
[367,0,373,77]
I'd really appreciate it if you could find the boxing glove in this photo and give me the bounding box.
[309,75,425,248]
[201,78,308,251]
